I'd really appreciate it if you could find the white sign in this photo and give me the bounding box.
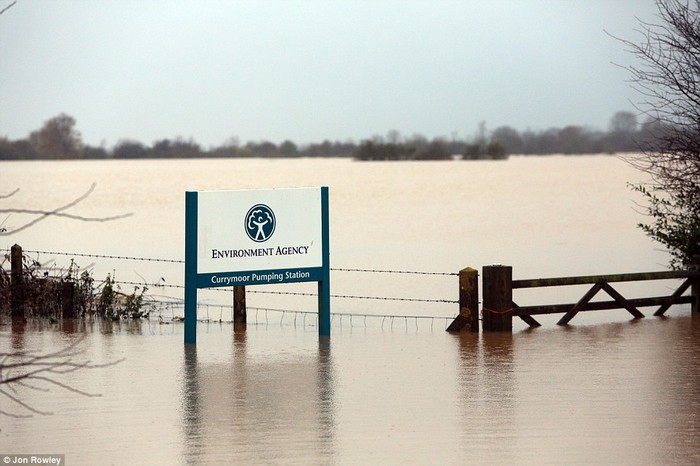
[196,187,323,274]
[184,186,330,344]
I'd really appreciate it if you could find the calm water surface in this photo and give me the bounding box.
[1,156,698,464]
[1,317,698,465]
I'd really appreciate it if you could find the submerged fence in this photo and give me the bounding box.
[3,245,699,332]
[2,245,459,329]
[447,264,700,332]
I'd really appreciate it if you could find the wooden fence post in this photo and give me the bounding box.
[482,264,512,332]
[233,285,246,329]
[446,267,479,332]
[692,260,699,316]
[62,281,76,318]
[10,244,24,319]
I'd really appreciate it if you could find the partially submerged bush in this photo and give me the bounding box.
[0,253,152,320]
[98,274,151,321]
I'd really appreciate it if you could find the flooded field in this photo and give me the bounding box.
[1,315,698,465]
[1,156,698,464]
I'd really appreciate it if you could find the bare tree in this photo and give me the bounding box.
[0,188,131,417]
[1,184,132,417]
[0,337,123,417]
[0,1,127,419]
[617,0,700,268]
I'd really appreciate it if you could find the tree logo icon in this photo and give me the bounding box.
[245,204,276,242]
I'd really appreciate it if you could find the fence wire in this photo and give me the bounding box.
[148,300,456,331]
[3,248,461,323]
[113,279,457,305]
[17,249,459,276]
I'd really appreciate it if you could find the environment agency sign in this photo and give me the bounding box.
[184,187,330,344]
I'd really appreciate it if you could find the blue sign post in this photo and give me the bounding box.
[184,187,330,345]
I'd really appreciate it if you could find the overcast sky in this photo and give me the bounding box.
[0,0,660,148]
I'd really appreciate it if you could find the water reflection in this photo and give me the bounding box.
[10,318,26,349]
[180,330,335,464]
[97,318,146,335]
[182,345,202,465]
[455,331,516,463]
[316,339,334,450]
[1,315,699,463]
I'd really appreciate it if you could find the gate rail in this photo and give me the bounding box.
[448,266,700,332]
[512,269,700,327]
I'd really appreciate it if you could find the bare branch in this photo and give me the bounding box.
[0,1,17,16]
[615,0,700,268]
[14,379,50,393]
[0,188,19,199]
[0,182,133,235]
[0,336,124,417]
[0,208,133,223]
[0,388,53,416]
[0,408,32,419]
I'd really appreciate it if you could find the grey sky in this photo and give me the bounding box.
[0,0,659,148]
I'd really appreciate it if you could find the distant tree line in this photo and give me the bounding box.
[0,111,664,161]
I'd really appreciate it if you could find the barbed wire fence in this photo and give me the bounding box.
[2,248,463,330]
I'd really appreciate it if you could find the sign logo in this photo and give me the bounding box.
[245,204,276,242]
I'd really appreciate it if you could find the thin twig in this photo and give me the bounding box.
[0,183,133,235]
[0,188,20,199]
[0,1,18,17]
[0,336,124,417]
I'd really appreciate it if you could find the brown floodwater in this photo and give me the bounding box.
[1,156,698,464]
[1,315,698,465]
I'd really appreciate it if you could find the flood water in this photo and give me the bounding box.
[1,156,698,464]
